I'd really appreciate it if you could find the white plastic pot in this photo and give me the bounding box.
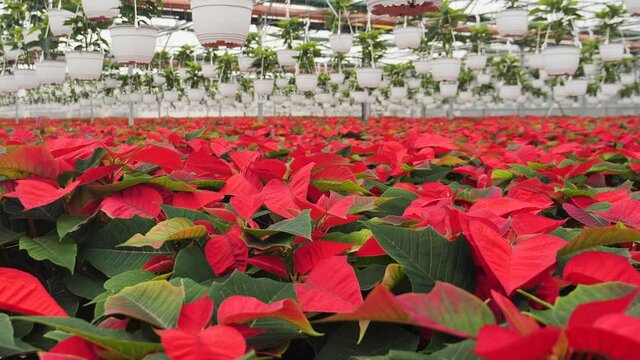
[219,83,239,98]
[178,68,189,81]
[65,51,104,81]
[164,90,180,102]
[254,79,274,95]
[499,84,521,101]
[476,74,491,85]
[153,74,166,86]
[430,58,462,82]
[0,75,18,93]
[601,83,621,96]
[458,91,473,102]
[14,69,39,90]
[496,9,529,37]
[531,79,544,89]
[414,60,431,75]
[82,0,120,20]
[527,53,545,70]
[393,26,422,49]
[109,25,158,64]
[143,94,157,104]
[277,49,298,67]
[599,43,625,62]
[564,79,588,97]
[407,79,421,89]
[47,9,74,36]
[624,0,640,15]
[35,60,67,85]
[329,33,353,54]
[583,63,598,77]
[390,86,408,100]
[466,55,487,70]
[238,56,254,72]
[272,95,287,104]
[104,78,119,89]
[296,74,318,92]
[4,49,21,61]
[187,88,206,103]
[352,91,369,103]
[542,46,580,76]
[202,63,217,78]
[275,78,290,89]
[439,82,458,98]
[621,73,636,85]
[129,93,143,104]
[191,0,253,48]
[356,68,384,89]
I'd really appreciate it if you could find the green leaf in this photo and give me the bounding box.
[377,187,419,216]
[557,227,640,257]
[185,128,205,141]
[161,204,230,233]
[57,215,91,240]
[0,314,37,357]
[353,350,433,360]
[174,247,216,282]
[104,280,185,329]
[118,218,207,249]
[491,169,514,185]
[316,323,419,360]
[529,282,637,326]
[104,270,156,293]
[88,175,195,196]
[365,222,475,293]
[169,278,209,303]
[0,226,22,246]
[244,210,312,240]
[209,271,297,306]
[19,234,76,272]
[323,229,373,249]
[64,272,106,300]
[428,340,480,360]
[313,179,371,195]
[13,316,163,360]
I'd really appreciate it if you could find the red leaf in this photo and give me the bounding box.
[471,197,551,216]
[0,268,67,317]
[597,199,640,228]
[100,185,163,219]
[247,255,288,277]
[567,314,640,360]
[7,179,80,210]
[230,193,264,220]
[40,336,99,360]
[172,190,224,210]
[205,226,248,276]
[217,296,318,335]
[468,220,566,295]
[475,326,561,360]
[568,292,636,329]
[141,255,174,273]
[511,213,566,235]
[178,296,214,334]
[562,203,609,227]
[184,151,233,179]
[295,256,363,313]
[490,290,539,336]
[0,145,59,179]
[563,252,640,287]
[129,145,183,171]
[161,325,246,360]
[263,163,314,218]
[293,241,353,275]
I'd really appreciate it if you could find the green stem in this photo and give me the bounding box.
[516,289,554,309]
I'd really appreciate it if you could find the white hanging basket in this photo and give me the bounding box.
[430,58,462,82]
[352,91,369,103]
[407,79,421,89]
[599,43,625,62]
[531,79,544,89]
[296,74,318,92]
[82,0,120,21]
[583,63,598,77]
[601,83,621,97]
[624,0,640,15]
[191,0,253,48]
[104,78,119,89]
[620,73,636,85]
[542,46,580,76]
[129,92,143,104]
[476,73,491,85]
[275,78,290,89]
[495,9,529,37]
[14,69,39,90]
[366,0,442,17]
[330,73,346,85]
[47,9,74,36]
[414,60,431,75]
[35,60,67,85]
[564,79,588,97]
[66,51,104,81]
[153,74,166,86]
[254,79,274,95]
[202,63,217,78]
[526,53,545,70]
[143,94,157,104]
[329,33,353,54]
[109,25,158,65]
[393,26,422,50]
[439,81,458,98]
[187,88,206,103]
[0,75,18,93]
[466,55,487,70]
[219,83,239,98]
[390,86,408,100]
[272,94,287,104]
[356,68,383,89]
[4,49,22,62]
[238,56,254,72]
[163,90,180,102]
[277,49,298,67]
[458,91,473,103]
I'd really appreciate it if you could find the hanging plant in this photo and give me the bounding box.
[295,42,320,75]
[216,52,239,84]
[423,1,466,57]
[276,18,303,51]
[357,30,386,68]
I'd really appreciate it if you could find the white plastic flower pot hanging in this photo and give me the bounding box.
[390,86,408,100]
[495,9,529,37]
[4,49,21,62]
[35,60,67,85]
[620,73,636,85]
[272,95,287,104]
[143,94,157,105]
[163,90,180,102]
[564,79,588,97]
[430,58,462,82]
[296,74,318,92]
[47,9,74,36]
[583,63,598,77]
[153,74,165,86]
[476,73,491,85]
[330,73,345,85]
[109,25,159,65]
[414,60,431,75]
[275,78,290,89]
[238,56,254,72]
[187,88,206,103]
[356,68,383,89]
[601,83,621,97]
[393,26,422,50]
[219,83,239,98]
[624,0,640,15]
[14,69,39,90]
[277,50,298,67]
[542,46,580,76]
[526,53,545,70]
[439,81,458,98]
[366,0,443,17]
[531,79,544,89]
[65,51,104,81]
[599,43,625,62]
[352,91,369,103]
[191,0,254,48]
[458,91,473,103]
[0,75,18,93]
[407,79,421,89]
[82,0,120,21]
[202,63,217,78]
[254,79,274,95]
[466,55,487,71]
[329,34,353,54]
[104,78,119,89]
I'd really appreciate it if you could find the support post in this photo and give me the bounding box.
[127,66,135,126]
[258,100,264,121]
[14,101,19,124]
[360,102,369,123]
